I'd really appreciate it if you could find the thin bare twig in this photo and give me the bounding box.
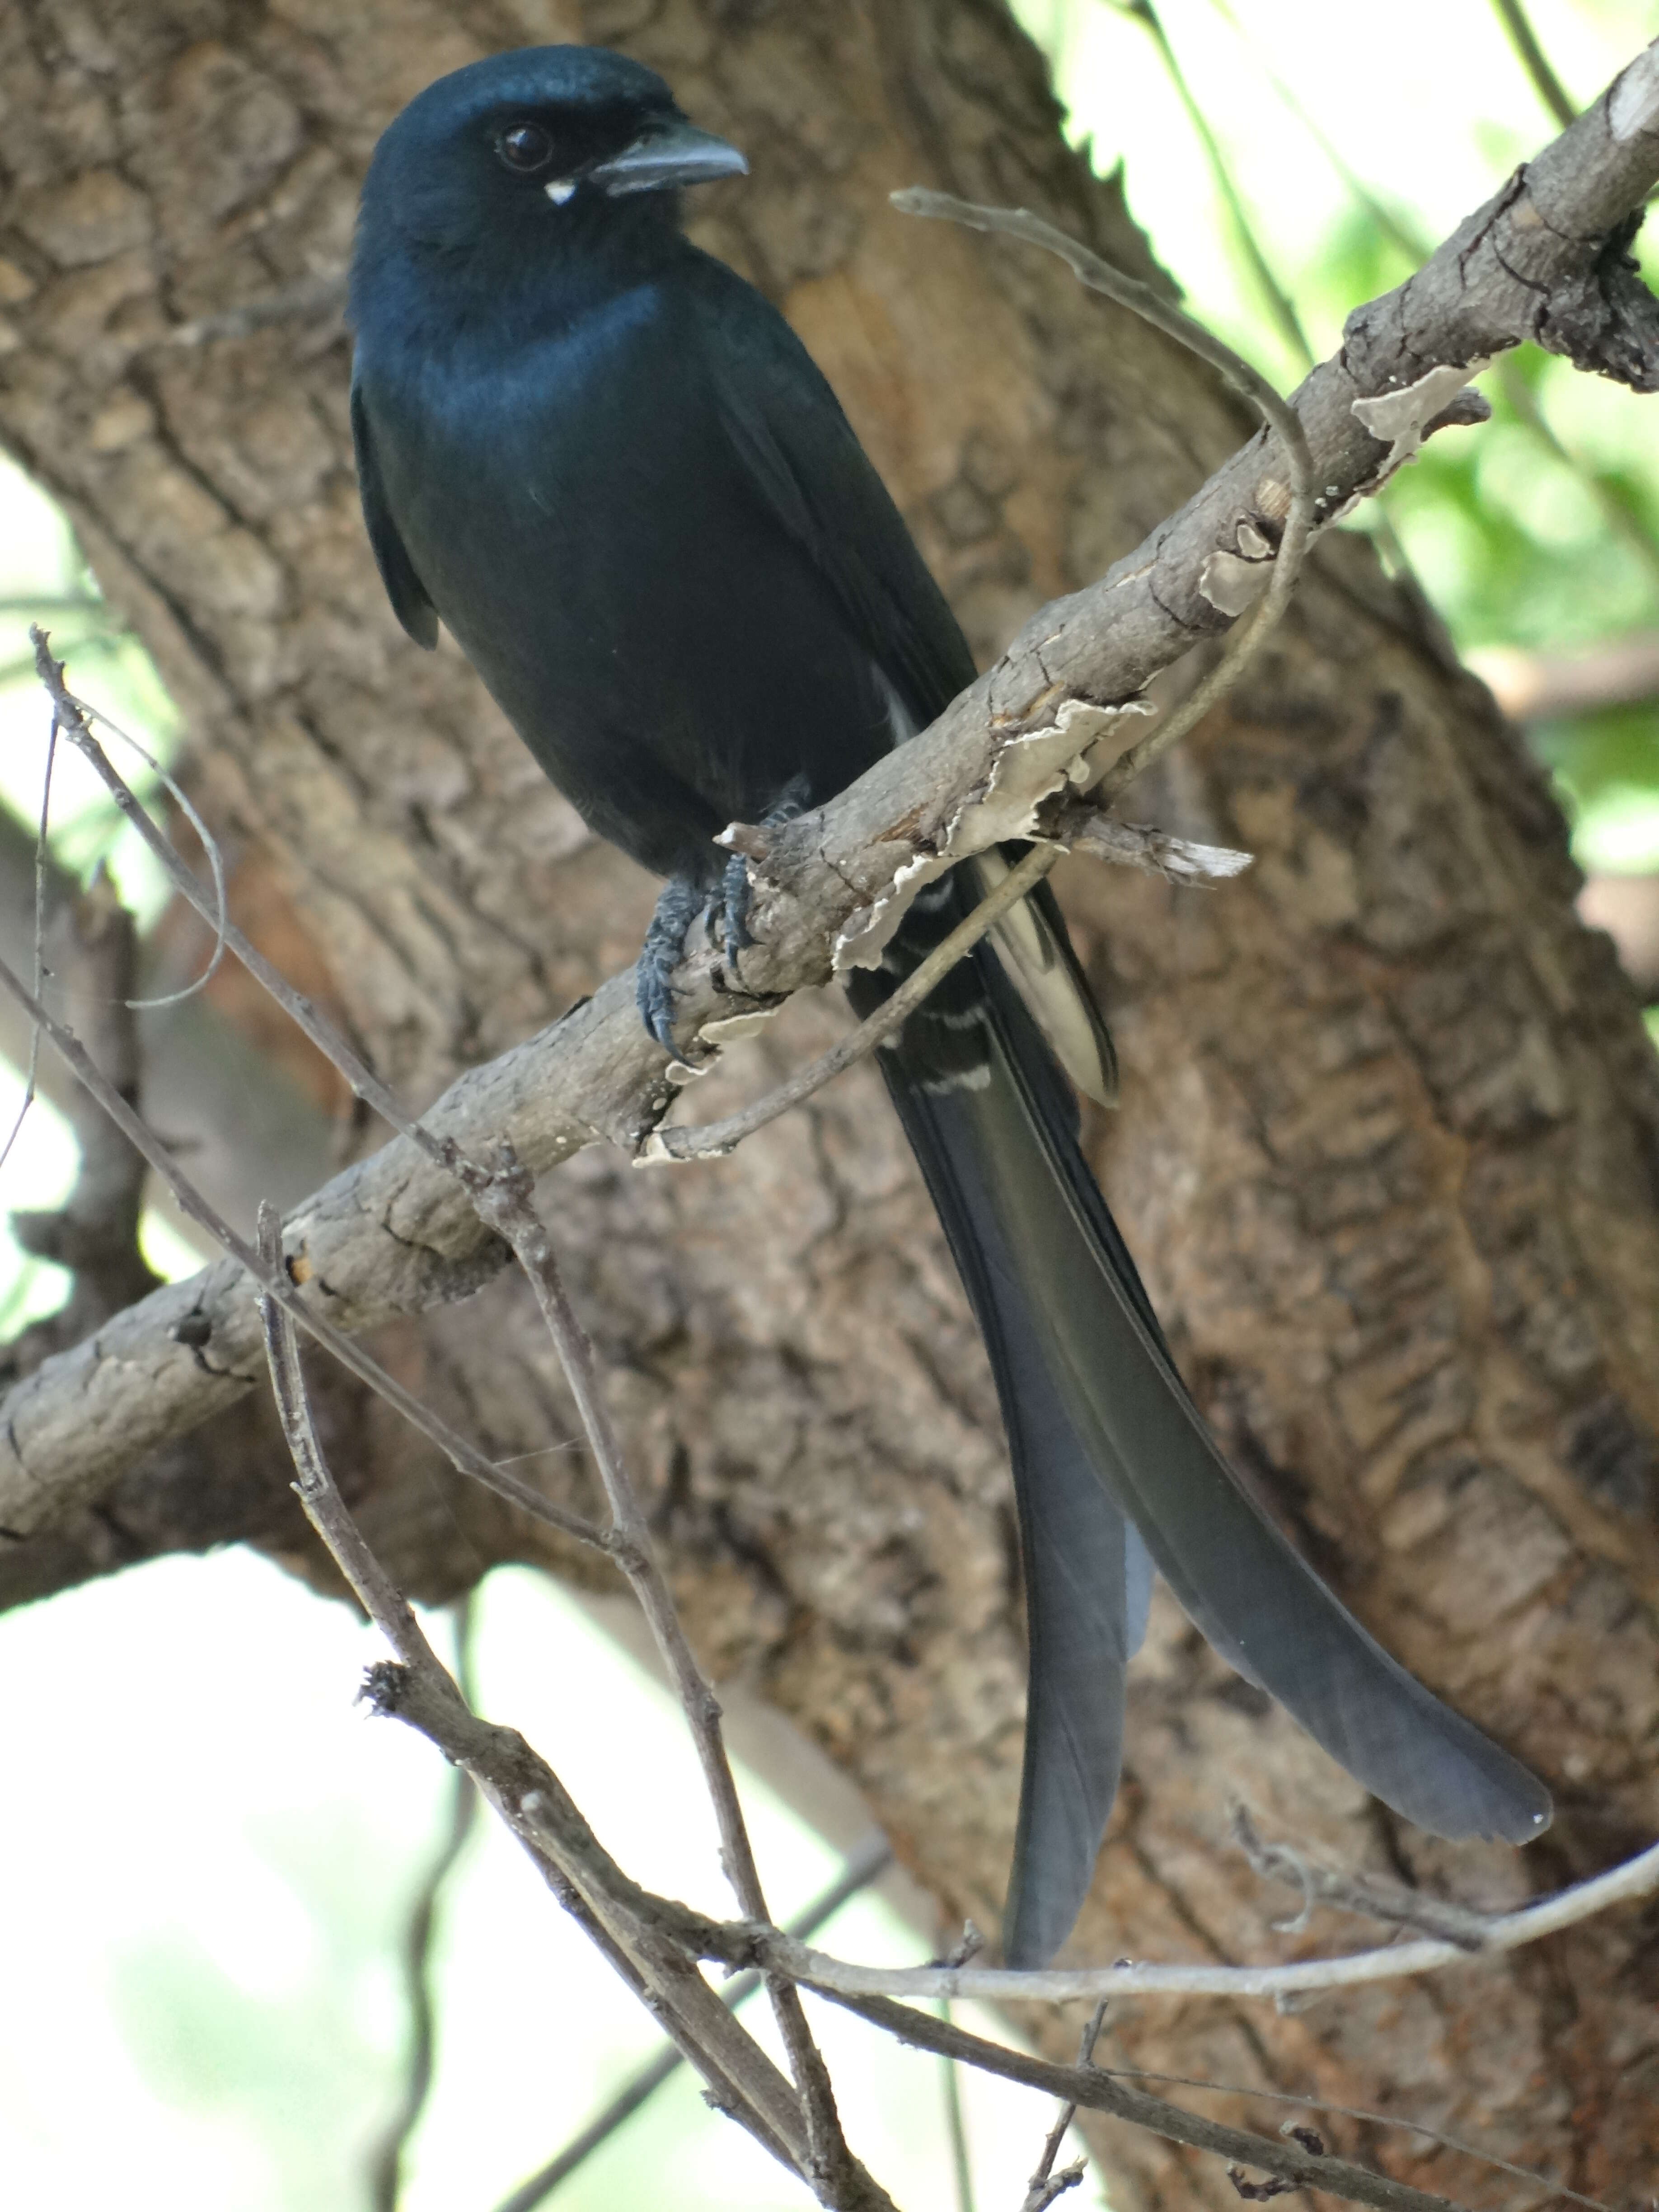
[0,942,609,1551]
[494,1833,894,2212]
[813,1988,1476,2212]
[649,198,1313,1166]
[893,191,1315,517]
[1072,2052,1615,2212]
[454,1144,892,2212]
[1111,0,1313,367]
[1019,2002,1105,2212]
[764,1833,1659,2003]
[27,633,232,1015]
[28,630,447,1162]
[939,1995,977,2212]
[886,197,1316,806]
[1050,815,1253,882]
[1229,1808,1500,1949]
[0,697,57,1181]
[1491,0,1578,129]
[366,1593,481,2212]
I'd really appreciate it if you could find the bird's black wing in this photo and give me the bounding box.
[351,375,439,650]
[691,260,1116,1103]
[691,261,975,727]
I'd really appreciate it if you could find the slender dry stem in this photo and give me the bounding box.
[455,1143,894,2212]
[765,1832,1659,2002]
[365,1594,481,2212]
[813,1988,1476,2212]
[28,628,448,1163]
[1019,2002,1106,2212]
[493,1833,893,2212]
[252,1204,808,2179]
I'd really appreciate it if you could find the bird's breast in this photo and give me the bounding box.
[359,278,894,877]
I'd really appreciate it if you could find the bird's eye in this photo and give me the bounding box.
[498,123,554,174]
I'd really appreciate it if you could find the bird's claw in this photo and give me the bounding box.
[636,959,680,1052]
[638,876,708,1052]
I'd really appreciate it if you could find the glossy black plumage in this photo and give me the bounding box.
[351,44,1551,1966]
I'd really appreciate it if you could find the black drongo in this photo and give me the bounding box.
[349,43,1550,1965]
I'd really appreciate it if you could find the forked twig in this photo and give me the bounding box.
[1018,2001,1106,2212]
[493,1833,894,2212]
[252,1204,811,2181]
[455,1144,892,2212]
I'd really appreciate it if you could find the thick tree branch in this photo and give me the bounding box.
[3,39,1656,1546]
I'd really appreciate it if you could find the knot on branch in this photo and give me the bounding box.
[1536,210,1659,389]
[361,1657,414,1717]
[1228,2167,1297,2201]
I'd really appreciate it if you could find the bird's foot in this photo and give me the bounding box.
[637,876,709,1052]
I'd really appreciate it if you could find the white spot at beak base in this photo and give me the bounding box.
[545,178,577,206]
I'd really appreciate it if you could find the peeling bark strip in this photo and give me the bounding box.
[3,41,1657,1546]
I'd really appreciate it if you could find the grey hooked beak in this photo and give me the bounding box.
[586,119,748,197]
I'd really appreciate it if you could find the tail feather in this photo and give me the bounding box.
[851,865,1551,1965]
[879,1040,1140,1967]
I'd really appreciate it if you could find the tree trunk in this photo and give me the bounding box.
[3,2,1657,2203]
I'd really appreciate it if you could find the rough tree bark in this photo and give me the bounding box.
[1,3,1657,2206]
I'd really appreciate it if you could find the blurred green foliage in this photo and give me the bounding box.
[109,1804,407,2209]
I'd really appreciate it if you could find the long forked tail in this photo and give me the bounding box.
[850,870,1551,1968]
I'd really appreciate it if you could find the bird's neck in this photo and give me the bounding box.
[352,199,692,353]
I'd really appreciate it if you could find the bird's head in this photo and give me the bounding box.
[354,45,746,288]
